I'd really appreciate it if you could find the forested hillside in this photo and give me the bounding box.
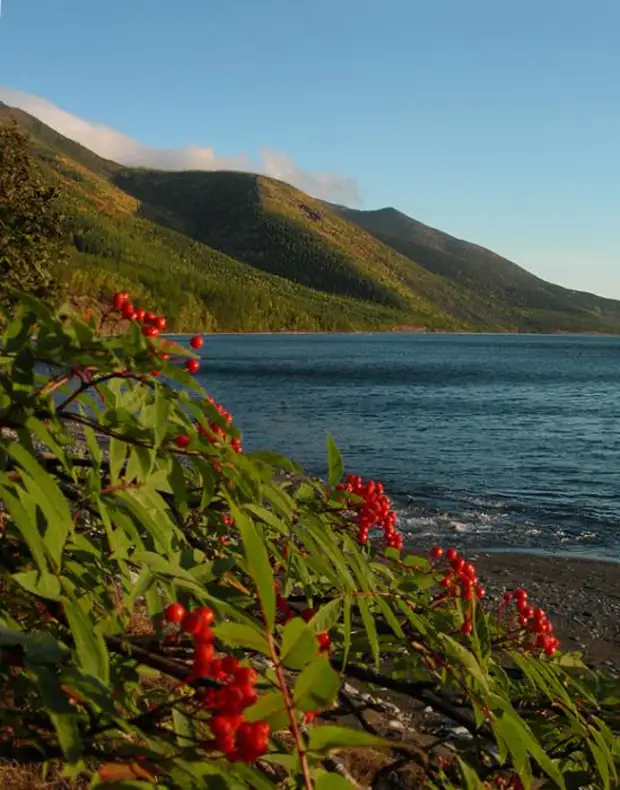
[2,100,619,334]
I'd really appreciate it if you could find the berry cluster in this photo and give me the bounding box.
[275,593,331,653]
[199,396,242,454]
[110,291,203,375]
[163,603,270,763]
[502,589,559,656]
[336,474,403,549]
[429,547,486,635]
[173,396,242,455]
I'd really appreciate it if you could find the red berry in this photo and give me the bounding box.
[221,655,239,675]
[154,316,167,331]
[181,611,201,635]
[193,657,213,678]
[143,325,159,338]
[446,548,458,563]
[461,620,473,635]
[112,291,128,309]
[174,434,191,449]
[121,302,135,319]
[301,609,315,622]
[194,623,214,643]
[475,585,486,598]
[317,632,331,652]
[234,666,258,686]
[144,311,156,325]
[503,592,514,604]
[164,602,185,624]
[194,642,215,664]
[190,335,204,349]
[195,606,214,627]
[430,546,444,559]
[134,307,145,322]
[185,358,200,374]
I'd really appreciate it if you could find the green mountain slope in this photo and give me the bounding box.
[336,206,620,332]
[2,100,619,334]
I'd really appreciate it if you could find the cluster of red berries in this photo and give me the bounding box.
[501,589,559,656]
[429,547,486,635]
[111,291,203,375]
[163,602,270,763]
[275,592,331,653]
[199,396,242,454]
[173,396,242,455]
[336,474,403,550]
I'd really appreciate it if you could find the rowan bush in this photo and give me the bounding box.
[0,290,618,789]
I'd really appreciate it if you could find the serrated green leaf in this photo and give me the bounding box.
[0,486,48,571]
[12,569,61,600]
[356,597,379,669]
[244,690,288,729]
[213,623,270,655]
[5,443,73,568]
[294,655,340,712]
[34,666,82,762]
[309,599,343,634]
[326,435,344,487]
[280,618,318,670]
[228,501,275,631]
[63,592,109,684]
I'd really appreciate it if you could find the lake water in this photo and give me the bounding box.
[186,333,620,560]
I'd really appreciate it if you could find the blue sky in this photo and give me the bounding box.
[1,0,619,297]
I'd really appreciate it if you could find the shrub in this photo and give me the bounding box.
[0,290,618,789]
[0,124,64,307]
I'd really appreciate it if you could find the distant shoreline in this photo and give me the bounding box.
[163,328,620,338]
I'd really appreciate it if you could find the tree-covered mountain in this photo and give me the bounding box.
[335,205,620,331]
[1,99,618,334]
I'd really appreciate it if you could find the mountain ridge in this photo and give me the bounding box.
[2,101,619,334]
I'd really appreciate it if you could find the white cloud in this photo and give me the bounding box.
[0,87,359,205]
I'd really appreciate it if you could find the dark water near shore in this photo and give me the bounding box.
[182,333,620,559]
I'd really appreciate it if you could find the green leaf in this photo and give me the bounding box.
[280,618,318,670]
[213,623,270,655]
[34,666,82,763]
[228,501,276,631]
[456,757,486,789]
[356,597,380,669]
[109,436,127,483]
[342,595,352,668]
[438,633,489,692]
[308,599,343,634]
[326,434,344,487]
[172,708,195,748]
[5,443,73,568]
[308,725,392,756]
[0,486,48,571]
[0,626,69,664]
[63,592,110,684]
[26,417,70,474]
[243,691,289,730]
[496,703,565,789]
[293,655,340,712]
[13,569,61,600]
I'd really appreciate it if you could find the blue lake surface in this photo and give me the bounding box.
[184,332,620,559]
